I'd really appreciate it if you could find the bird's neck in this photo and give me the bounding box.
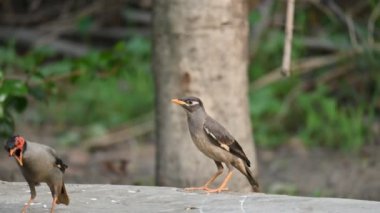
[23,141,28,154]
[186,108,207,129]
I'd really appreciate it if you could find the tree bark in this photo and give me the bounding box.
[153,0,257,192]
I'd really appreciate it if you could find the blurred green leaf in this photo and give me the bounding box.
[76,16,93,35]
[5,96,28,113]
[28,85,48,102]
[0,116,14,141]
[249,10,261,24]
[0,80,28,96]
[39,60,73,77]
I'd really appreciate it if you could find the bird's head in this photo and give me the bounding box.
[4,135,26,166]
[171,96,204,113]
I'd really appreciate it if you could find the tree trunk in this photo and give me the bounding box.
[153,0,257,192]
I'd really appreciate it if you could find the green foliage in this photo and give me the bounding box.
[53,38,152,127]
[0,37,153,143]
[77,16,94,36]
[248,3,379,151]
[292,86,367,150]
[0,77,28,138]
[250,85,286,148]
[250,79,373,151]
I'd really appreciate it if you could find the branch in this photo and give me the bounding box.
[251,51,357,90]
[345,14,359,49]
[368,1,380,46]
[306,0,337,23]
[0,27,92,57]
[62,26,151,42]
[34,1,103,46]
[281,0,295,76]
[324,0,360,49]
[250,0,274,58]
[82,115,154,152]
[124,9,152,25]
[298,37,342,52]
[278,62,355,119]
[0,4,62,25]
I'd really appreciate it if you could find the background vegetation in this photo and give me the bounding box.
[1,0,379,151]
[0,0,379,200]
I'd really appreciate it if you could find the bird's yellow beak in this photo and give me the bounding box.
[171,98,186,105]
[9,147,17,157]
[9,147,23,166]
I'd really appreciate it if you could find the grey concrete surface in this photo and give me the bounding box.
[0,181,379,213]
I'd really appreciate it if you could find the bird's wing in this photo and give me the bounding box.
[203,117,251,167]
[46,147,68,173]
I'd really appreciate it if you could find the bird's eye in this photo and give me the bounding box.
[186,100,199,106]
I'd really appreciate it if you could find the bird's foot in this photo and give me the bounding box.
[21,206,28,213]
[21,199,33,213]
[185,186,229,193]
[184,186,209,191]
[205,187,229,193]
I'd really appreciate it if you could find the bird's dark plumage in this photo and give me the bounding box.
[55,158,68,173]
[203,116,251,167]
[172,96,260,193]
[4,135,69,212]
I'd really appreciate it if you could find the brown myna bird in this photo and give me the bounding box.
[4,135,69,213]
[172,97,259,193]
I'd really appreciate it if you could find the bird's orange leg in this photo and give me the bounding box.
[206,171,233,193]
[21,197,34,213]
[50,197,57,213]
[185,170,224,191]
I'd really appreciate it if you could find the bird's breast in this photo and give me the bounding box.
[20,150,56,182]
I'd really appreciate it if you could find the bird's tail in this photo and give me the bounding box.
[244,164,260,192]
[57,182,70,205]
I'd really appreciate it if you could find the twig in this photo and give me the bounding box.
[317,62,354,85]
[29,66,119,87]
[29,0,43,12]
[281,0,295,76]
[250,0,274,58]
[325,0,360,49]
[35,1,103,47]
[62,26,151,41]
[43,70,84,83]
[82,114,154,151]
[38,1,102,31]
[0,5,62,25]
[0,27,91,57]
[279,61,354,117]
[345,14,359,50]
[124,9,152,24]
[368,1,380,46]
[306,0,337,23]
[349,0,370,16]
[298,37,342,52]
[324,1,348,24]
[251,51,357,90]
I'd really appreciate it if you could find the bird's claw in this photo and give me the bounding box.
[184,186,209,191]
[184,186,229,193]
[205,187,229,193]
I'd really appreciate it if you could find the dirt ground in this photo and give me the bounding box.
[0,125,379,201]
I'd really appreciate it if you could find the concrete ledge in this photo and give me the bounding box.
[0,181,379,213]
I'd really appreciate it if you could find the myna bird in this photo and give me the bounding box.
[172,97,259,193]
[4,135,69,213]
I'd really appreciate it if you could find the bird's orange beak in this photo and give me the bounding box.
[171,98,186,105]
[9,147,23,166]
[9,147,17,157]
